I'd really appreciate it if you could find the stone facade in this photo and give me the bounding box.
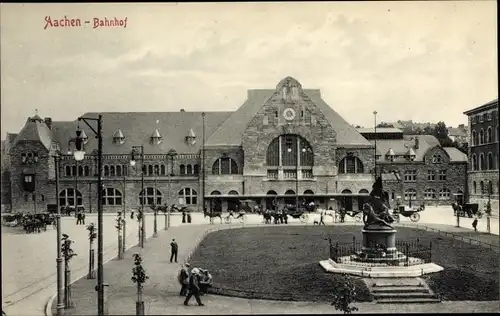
[4,77,468,213]
[464,99,499,214]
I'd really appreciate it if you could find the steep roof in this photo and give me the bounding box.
[357,127,403,134]
[444,147,467,162]
[13,117,52,150]
[370,135,441,162]
[448,127,467,137]
[206,88,372,146]
[51,111,232,155]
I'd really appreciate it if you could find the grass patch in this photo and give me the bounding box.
[189,225,499,302]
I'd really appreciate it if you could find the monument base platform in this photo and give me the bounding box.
[319,258,444,278]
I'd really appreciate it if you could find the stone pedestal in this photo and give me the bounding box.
[353,226,406,263]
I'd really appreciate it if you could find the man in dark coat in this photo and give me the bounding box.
[184,268,204,306]
[170,238,178,263]
[178,263,190,296]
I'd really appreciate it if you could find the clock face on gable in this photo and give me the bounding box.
[283,108,296,121]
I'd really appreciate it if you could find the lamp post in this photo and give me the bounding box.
[373,111,378,179]
[122,173,126,254]
[53,153,65,316]
[130,146,145,248]
[153,165,158,237]
[202,112,206,215]
[166,149,177,230]
[73,115,105,316]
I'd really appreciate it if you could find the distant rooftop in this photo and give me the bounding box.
[357,127,403,133]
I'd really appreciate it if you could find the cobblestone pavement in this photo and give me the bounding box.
[2,208,498,315]
[53,218,499,315]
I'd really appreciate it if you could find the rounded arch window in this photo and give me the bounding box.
[404,189,417,200]
[488,152,494,170]
[139,187,162,206]
[472,130,477,145]
[303,189,314,195]
[210,190,221,195]
[266,190,278,195]
[473,181,477,194]
[102,188,123,205]
[439,188,451,200]
[179,188,197,205]
[212,157,238,175]
[59,188,83,207]
[228,190,239,195]
[424,188,437,200]
[266,134,314,167]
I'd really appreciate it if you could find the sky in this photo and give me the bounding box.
[0,2,497,138]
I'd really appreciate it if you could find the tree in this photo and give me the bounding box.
[432,121,454,147]
[331,273,359,314]
[376,122,394,128]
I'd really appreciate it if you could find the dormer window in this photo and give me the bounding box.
[432,154,442,164]
[385,148,396,162]
[150,128,162,145]
[21,152,39,164]
[113,129,125,145]
[406,148,416,161]
[185,128,196,146]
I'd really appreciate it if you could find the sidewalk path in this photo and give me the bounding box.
[52,222,499,315]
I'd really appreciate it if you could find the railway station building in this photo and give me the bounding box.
[2,77,467,213]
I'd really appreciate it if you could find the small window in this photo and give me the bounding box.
[275,111,278,118]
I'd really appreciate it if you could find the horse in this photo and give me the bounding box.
[262,209,273,224]
[312,209,335,225]
[203,209,223,224]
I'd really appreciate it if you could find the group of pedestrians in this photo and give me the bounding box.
[177,263,213,306]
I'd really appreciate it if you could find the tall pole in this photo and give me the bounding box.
[373,111,378,179]
[202,112,206,214]
[153,166,158,237]
[55,155,64,316]
[140,146,145,248]
[295,144,299,212]
[96,115,104,316]
[75,160,79,211]
[122,174,126,254]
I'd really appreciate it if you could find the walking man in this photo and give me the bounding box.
[178,263,190,296]
[472,216,478,232]
[170,238,178,263]
[319,209,326,226]
[184,268,204,306]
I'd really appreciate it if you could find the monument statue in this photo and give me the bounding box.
[362,176,394,229]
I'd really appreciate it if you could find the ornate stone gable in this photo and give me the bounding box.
[241,77,338,176]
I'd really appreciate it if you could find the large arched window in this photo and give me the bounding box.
[424,188,437,200]
[59,188,83,207]
[404,189,417,201]
[266,134,314,179]
[212,157,238,175]
[479,129,484,144]
[480,154,485,170]
[187,164,193,175]
[472,130,477,146]
[439,188,451,200]
[180,164,186,175]
[471,154,477,171]
[266,134,314,167]
[102,188,123,205]
[488,152,494,170]
[339,155,364,173]
[487,127,492,143]
[139,187,162,205]
[179,188,197,205]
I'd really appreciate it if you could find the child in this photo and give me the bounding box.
[472,217,478,232]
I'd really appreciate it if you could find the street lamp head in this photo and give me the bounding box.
[130,159,136,167]
[74,150,85,161]
[287,147,292,153]
[373,111,377,115]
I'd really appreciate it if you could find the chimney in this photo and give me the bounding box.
[414,136,419,149]
[44,117,53,130]
[180,109,185,112]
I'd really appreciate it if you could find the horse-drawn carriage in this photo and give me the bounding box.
[391,204,425,222]
[451,203,482,219]
[337,209,362,222]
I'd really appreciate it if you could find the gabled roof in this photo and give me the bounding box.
[206,88,372,146]
[187,129,196,138]
[50,111,232,155]
[385,148,396,156]
[444,147,467,162]
[447,127,467,137]
[406,148,416,156]
[13,117,52,150]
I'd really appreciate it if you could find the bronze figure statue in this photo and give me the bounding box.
[362,176,395,229]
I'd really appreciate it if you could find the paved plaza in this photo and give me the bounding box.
[1,206,499,316]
